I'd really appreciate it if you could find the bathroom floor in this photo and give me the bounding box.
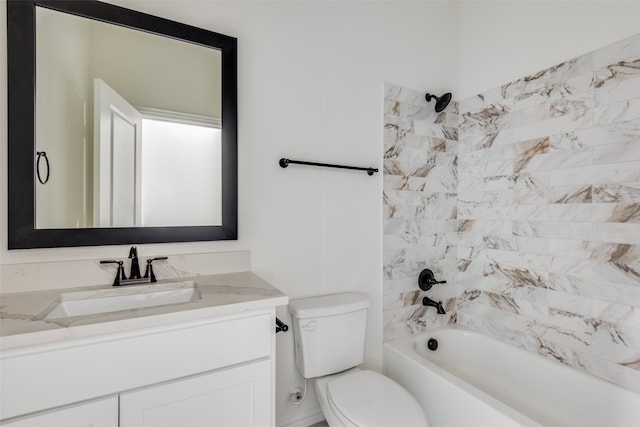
[308,421,328,427]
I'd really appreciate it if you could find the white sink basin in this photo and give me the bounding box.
[42,281,200,320]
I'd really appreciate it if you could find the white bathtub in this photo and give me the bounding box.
[383,327,640,427]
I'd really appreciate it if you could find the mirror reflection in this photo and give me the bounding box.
[35,6,222,229]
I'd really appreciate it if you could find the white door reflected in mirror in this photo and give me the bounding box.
[94,78,142,227]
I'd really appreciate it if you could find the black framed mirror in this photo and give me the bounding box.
[7,0,237,249]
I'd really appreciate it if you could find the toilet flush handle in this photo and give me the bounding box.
[302,321,317,331]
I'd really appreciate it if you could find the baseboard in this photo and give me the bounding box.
[276,409,325,427]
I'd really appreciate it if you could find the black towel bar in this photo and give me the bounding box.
[279,158,378,176]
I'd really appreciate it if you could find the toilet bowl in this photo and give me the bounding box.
[288,293,429,427]
[314,369,429,427]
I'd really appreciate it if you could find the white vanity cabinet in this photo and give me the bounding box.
[120,359,271,427]
[1,309,277,427]
[2,397,118,427]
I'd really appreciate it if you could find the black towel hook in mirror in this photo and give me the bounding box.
[36,151,50,185]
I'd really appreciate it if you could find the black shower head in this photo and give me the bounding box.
[425,92,452,113]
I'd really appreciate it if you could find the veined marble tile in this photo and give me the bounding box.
[386,134,446,156]
[513,220,592,241]
[458,94,487,115]
[547,239,593,260]
[593,140,640,164]
[384,131,447,157]
[585,278,640,306]
[459,104,508,131]
[384,158,434,177]
[593,222,640,244]
[606,203,640,223]
[482,175,515,191]
[483,158,513,177]
[595,97,640,126]
[384,82,430,107]
[412,119,456,139]
[514,236,549,255]
[537,326,592,358]
[582,34,640,78]
[594,322,640,352]
[422,164,457,193]
[492,110,594,147]
[499,60,580,104]
[594,68,640,107]
[546,274,598,297]
[593,299,640,328]
[591,261,640,287]
[384,149,434,177]
[590,242,640,264]
[414,219,458,235]
[511,204,549,221]
[383,276,420,296]
[585,355,640,393]
[515,147,592,174]
[592,182,640,203]
[547,257,593,279]
[383,176,426,192]
[507,96,595,132]
[505,79,594,114]
[546,288,593,318]
[550,117,640,151]
[444,106,459,127]
[549,161,640,186]
[482,263,550,290]
[457,177,483,193]
[591,336,640,371]
[458,203,511,221]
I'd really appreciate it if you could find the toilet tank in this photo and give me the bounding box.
[289,292,371,378]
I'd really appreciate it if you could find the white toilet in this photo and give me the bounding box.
[289,292,429,427]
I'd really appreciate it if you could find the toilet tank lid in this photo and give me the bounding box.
[289,292,371,319]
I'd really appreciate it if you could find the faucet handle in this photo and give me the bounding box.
[143,257,168,283]
[418,268,447,291]
[100,260,127,286]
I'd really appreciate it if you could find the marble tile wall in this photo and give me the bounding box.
[457,34,640,393]
[382,84,458,341]
[383,34,640,393]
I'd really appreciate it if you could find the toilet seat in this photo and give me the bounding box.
[326,370,428,427]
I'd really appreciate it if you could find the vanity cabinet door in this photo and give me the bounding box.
[1,396,117,427]
[120,358,272,427]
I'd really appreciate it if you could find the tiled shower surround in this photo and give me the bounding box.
[383,86,459,339]
[383,33,640,393]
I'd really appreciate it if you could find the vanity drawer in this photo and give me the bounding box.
[1,310,273,420]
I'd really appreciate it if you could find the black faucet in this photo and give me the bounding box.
[129,246,141,280]
[100,248,167,286]
[418,268,447,314]
[422,296,446,314]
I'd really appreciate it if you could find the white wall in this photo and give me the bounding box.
[1,1,457,424]
[458,0,640,99]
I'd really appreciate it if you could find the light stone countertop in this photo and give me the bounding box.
[0,271,288,350]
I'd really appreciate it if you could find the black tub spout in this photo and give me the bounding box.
[422,296,446,314]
